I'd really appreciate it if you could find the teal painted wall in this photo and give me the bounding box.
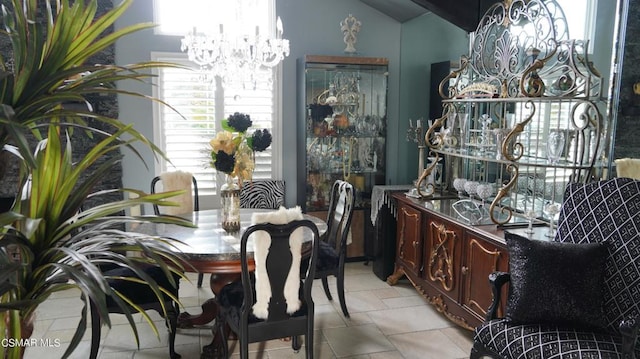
[396,13,469,185]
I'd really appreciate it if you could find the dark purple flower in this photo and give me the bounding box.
[250,129,272,152]
[227,112,252,133]
[214,151,236,174]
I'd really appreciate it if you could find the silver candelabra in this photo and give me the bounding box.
[407,118,426,184]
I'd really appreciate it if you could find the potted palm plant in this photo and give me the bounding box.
[0,0,194,357]
[0,0,178,169]
[1,125,192,358]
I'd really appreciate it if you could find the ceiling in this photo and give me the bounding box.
[359,0,430,22]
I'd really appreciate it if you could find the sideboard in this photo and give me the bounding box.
[387,192,549,330]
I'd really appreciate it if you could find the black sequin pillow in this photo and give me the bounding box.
[505,231,609,330]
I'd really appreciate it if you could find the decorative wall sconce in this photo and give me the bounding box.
[340,14,361,54]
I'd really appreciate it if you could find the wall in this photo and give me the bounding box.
[396,13,469,185]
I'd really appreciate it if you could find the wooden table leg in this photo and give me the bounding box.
[177,298,217,328]
[177,272,240,329]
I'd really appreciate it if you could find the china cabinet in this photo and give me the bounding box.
[416,0,613,227]
[298,55,388,259]
[388,0,619,331]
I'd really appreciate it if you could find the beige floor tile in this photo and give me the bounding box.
[264,342,335,359]
[440,326,474,354]
[343,274,394,292]
[368,305,452,335]
[381,295,428,309]
[369,351,407,358]
[322,323,396,357]
[314,304,348,329]
[341,290,388,314]
[28,260,479,358]
[387,329,468,359]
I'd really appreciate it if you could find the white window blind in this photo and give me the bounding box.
[153,55,276,208]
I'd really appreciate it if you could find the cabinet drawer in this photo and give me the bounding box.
[395,203,423,275]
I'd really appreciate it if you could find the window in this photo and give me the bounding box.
[556,0,596,43]
[152,0,281,209]
[153,0,271,36]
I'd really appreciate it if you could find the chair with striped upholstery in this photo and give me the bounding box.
[240,180,285,209]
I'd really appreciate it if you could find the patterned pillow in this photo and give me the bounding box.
[505,231,609,330]
[555,178,640,333]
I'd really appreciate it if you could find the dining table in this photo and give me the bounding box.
[134,208,327,358]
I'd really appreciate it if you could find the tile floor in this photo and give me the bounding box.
[24,262,474,358]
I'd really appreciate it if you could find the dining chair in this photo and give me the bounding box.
[151,171,205,287]
[151,171,200,216]
[314,180,355,318]
[89,265,181,359]
[216,207,320,359]
[240,179,285,209]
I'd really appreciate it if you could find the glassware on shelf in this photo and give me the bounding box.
[457,112,469,152]
[464,181,479,200]
[545,130,565,236]
[524,207,539,235]
[547,130,565,165]
[476,183,494,209]
[453,178,468,198]
[543,202,561,238]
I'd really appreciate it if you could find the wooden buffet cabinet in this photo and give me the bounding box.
[387,193,513,330]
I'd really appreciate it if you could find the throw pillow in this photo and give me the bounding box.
[505,231,609,330]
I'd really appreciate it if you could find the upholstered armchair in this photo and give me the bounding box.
[471,177,640,359]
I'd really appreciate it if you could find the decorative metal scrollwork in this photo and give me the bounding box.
[502,100,535,161]
[490,164,519,225]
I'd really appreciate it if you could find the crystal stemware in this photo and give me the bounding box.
[457,112,469,152]
[547,130,565,165]
[476,183,494,209]
[464,181,479,200]
[524,207,538,235]
[543,202,561,238]
[453,178,467,198]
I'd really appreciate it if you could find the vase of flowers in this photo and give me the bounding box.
[210,112,272,232]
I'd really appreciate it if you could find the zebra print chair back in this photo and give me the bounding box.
[240,180,285,209]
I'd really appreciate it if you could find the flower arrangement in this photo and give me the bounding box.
[209,112,272,184]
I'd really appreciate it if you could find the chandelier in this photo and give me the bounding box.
[180,17,290,88]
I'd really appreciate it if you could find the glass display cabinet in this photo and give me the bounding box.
[419,0,613,229]
[298,55,388,259]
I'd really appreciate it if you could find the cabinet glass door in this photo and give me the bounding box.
[302,56,388,211]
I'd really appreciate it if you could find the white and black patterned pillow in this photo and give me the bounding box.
[240,180,285,209]
[555,177,640,333]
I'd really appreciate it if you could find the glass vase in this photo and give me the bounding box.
[220,176,241,233]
